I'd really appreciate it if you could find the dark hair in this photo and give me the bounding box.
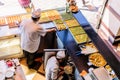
[31,17,40,22]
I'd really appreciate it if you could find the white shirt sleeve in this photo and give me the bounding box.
[37,26,47,37]
[51,67,59,80]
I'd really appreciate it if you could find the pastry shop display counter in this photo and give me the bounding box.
[55,9,119,79]
[0,13,31,28]
[56,12,91,44]
[0,8,120,79]
[72,10,120,79]
[0,9,61,28]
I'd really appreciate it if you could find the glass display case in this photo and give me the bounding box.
[0,36,23,59]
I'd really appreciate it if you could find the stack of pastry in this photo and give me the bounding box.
[89,53,107,67]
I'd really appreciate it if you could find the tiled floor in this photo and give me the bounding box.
[20,58,46,80]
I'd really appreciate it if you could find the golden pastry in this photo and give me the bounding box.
[89,53,107,67]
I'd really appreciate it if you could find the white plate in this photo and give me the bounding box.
[5,70,14,78]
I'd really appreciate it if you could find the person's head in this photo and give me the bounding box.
[31,8,41,22]
[56,51,65,62]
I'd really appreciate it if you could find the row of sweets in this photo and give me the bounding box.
[0,10,61,28]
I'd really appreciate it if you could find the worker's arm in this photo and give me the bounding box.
[46,28,56,33]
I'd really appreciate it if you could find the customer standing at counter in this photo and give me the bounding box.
[19,8,56,68]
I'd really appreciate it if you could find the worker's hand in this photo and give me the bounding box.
[47,28,57,32]
[51,28,57,32]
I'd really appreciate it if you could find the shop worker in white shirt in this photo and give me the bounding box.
[45,51,65,80]
[19,8,56,68]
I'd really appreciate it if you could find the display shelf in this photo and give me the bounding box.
[56,28,114,79]
[56,8,120,79]
[72,10,120,79]
[0,13,31,28]
[0,36,23,60]
[58,11,91,45]
[0,8,120,79]
[0,9,62,28]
